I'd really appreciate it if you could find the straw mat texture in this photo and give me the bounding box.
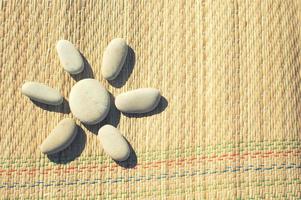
[1,0,301,199]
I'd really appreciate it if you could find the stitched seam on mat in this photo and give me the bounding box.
[0,150,300,176]
[1,139,300,166]
[20,179,301,199]
[1,163,301,189]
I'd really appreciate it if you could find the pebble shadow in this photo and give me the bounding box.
[123,96,168,118]
[108,46,135,88]
[114,138,137,168]
[47,126,86,164]
[31,98,70,114]
[70,52,94,81]
[83,92,120,135]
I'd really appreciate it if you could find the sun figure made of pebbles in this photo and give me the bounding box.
[21,38,163,164]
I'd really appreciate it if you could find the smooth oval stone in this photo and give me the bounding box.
[115,88,161,113]
[101,38,128,80]
[40,118,77,154]
[69,79,110,125]
[98,125,130,161]
[56,40,84,74]
[21,81,63,105]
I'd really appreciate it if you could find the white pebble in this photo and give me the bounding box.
[115,88,161,113]
[21,81,63,105]
[69,79,110,125]
[40,118,77,154]
[98,125,130,161]
[101,38,128,80]
[56,40,84,74]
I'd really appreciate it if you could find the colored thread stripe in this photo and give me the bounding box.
[1,139,300,163]
[0,150,300,176]
[1,139,300,168]
[1,163,301,189]
[12,178,301,199]
[63,179,301,199]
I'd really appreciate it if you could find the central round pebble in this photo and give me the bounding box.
[69,79,110,125]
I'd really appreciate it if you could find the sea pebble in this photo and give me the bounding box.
[101,38,128,80]
[40,118,77,154]
[98,125,130,161]
[21,81,63,105]
[56,39,84,74]
[115,88,161,113]
[69,79,110,125]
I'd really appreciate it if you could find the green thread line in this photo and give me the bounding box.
[1,152,300,172]
[20,178,301,199]
[91,179,301,199]
[1,145,299,169]
[247,192,301,199]
[98,179,301,199]
[1,140,300,169]
[3,164,301,190]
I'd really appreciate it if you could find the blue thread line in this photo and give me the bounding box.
[1,163,301,189]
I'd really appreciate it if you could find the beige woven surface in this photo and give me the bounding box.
[1,0,301,199]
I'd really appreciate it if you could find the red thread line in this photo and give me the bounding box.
[1,150,299,176]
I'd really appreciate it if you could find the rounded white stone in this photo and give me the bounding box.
[69,79,110,125]
[101,38,128,80]
[21,81,63,105]
[115,88,161,113]
[40,118,77,155]
[56,39,84,74]
[98,125,130,161]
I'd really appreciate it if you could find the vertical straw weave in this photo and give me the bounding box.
[1,0,301,199]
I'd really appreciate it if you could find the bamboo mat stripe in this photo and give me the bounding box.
[48,189,301,200]
[1,149,300,176]
[14,190,301,200]
[2,139,300,164]
[2,163,301,189]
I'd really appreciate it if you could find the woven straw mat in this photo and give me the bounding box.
[1,0,301,199]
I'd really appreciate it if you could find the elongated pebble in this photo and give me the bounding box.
[56,40,84,74]
[98,125,130,161]
[101,38,128,80]
[21,82,63,105]
[40,118,77,155]
[69,79,110,125]
[115,88,161,113]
